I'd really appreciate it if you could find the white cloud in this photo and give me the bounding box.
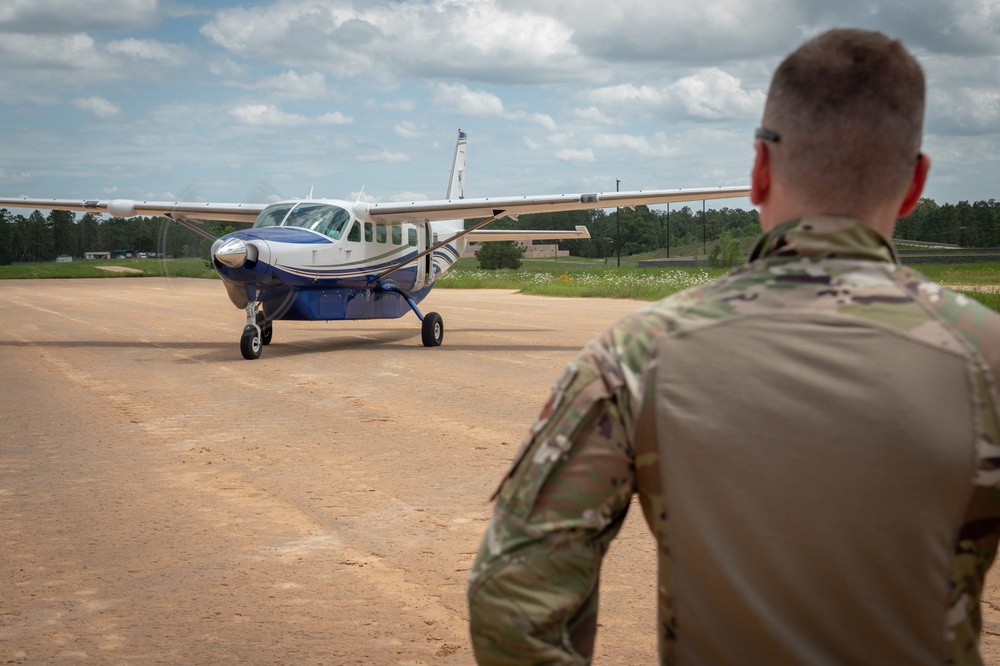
[74,95,122,117]
[394,121,422,138]
[349,189,428,203]
[388,190,428,201]
[555,148,596,163]
[382,99,416,112]
[0,33,108,70]
[229,104,352,126]
[358,150,409,163]
[670,68,765,119]
[592,133,678,158]
[928,87,1000,135]
[574,107,622,126]
[201,0,594,84]
[0,0,159,33]
[0,168,31,184]
[506,112,557,131]
[317,111,352,125]
[585,68,764,121]
[251,70,330,100]
[106,38,179,63]
[431,83,504,116]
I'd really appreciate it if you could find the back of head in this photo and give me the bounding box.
[763,29,925,217]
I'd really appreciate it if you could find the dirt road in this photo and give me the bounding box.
[2,279,999,664]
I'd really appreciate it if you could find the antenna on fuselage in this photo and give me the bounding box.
[307,186,314,200]
[355,186,366,202]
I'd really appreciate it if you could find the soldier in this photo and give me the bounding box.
[467,28,1000,665]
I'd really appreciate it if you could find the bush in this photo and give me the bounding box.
[475,241,525,270]
[708,232,745,269]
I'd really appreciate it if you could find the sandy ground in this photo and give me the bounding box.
[2,278,1000,664]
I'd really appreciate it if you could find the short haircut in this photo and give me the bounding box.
[762,29,925,216]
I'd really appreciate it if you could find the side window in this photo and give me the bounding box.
[433,233,439,246]
[347,222,361,242]
[364,222,373,242]
[376,224,387,243]
[392,226,402,245]
[407,228,417,246]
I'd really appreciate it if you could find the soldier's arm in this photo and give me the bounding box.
[467,343,638,664]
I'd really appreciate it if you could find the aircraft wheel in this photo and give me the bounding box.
[421,312,444,347]
[241,325,262,360]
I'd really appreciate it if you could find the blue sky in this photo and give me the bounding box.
[1,0,998,213]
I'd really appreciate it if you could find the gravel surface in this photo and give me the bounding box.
[2,278,998,664]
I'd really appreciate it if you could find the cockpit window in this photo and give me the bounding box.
[252,203,352,240]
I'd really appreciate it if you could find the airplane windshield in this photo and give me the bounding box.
[252,203,352,240]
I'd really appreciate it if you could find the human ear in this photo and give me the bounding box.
[897,153,931,218]
[750,141,770,206]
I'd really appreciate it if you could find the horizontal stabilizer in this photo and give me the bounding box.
[465,226,591,242]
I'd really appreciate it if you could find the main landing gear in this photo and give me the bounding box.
[421,311,444,347]
[236,288,442,360]
[381,282,444,348]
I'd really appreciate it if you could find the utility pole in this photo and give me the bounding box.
[666,203,671,259]
[702,200,707,255]
[616,179,621,268]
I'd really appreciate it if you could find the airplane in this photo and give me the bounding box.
[0,130,749,359]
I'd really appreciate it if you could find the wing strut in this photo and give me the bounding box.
[166,213,218,242]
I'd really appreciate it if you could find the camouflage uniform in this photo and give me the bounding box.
[467,217,1000,665]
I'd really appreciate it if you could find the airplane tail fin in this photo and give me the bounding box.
[446,129,467,201]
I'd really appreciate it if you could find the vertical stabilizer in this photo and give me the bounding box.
[446,129,467,200]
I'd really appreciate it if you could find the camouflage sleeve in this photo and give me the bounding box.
[467,333,641,665]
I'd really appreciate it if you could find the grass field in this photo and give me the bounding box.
[2,256,997,312]
[437,257,1000,310]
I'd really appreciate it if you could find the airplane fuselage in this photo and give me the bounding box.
[210,200,465,323]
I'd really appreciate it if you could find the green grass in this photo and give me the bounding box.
[437,266,727,301]
[0,258,217,279]
[440,257,999,310]
[907,262,1000,286]
[3,256,997,313]
[958,290,1000,312]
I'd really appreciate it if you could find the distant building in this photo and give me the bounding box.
[516,240,569,259]
[85,252,111,260]
[56,255,73,263]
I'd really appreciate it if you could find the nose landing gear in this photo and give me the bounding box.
[240,301,272,360]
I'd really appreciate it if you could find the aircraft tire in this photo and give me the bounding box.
[421,312,444,347]
[241,325,262,360]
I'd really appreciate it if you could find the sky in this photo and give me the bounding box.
[1,0,998,215]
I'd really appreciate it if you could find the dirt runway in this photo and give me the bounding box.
[2,278,999,664]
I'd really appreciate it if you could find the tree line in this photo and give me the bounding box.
[0,209,216,264]
[503,198,1000,259]
[1,197,998,265]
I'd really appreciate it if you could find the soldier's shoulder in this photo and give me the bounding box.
[896,266,1000,359]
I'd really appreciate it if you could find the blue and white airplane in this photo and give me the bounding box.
[0,130,749,359]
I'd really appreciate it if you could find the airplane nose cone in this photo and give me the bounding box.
[214,237,248,268]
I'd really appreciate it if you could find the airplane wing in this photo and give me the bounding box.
[0,198,266,224]
[1,185,749,228]
[360,185,750,223]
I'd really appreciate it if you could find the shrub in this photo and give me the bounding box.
[475,241,525,270]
